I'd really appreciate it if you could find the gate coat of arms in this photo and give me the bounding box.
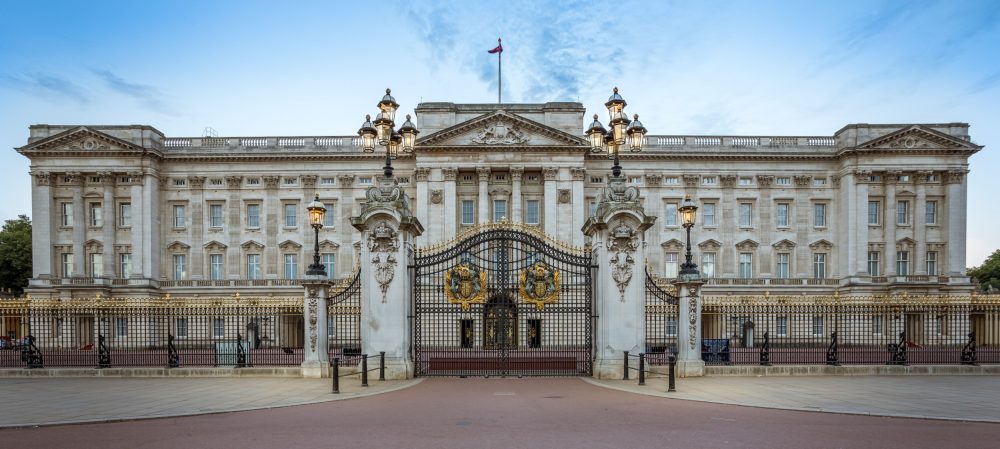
[444,254,487,311]
[519,259,560,310]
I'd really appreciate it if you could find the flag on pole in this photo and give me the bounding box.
[489,38,503,103]
[488,41,503,54]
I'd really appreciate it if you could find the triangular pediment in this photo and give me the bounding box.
[17,126,150,156]
[166,241,191,252]
[660,239,685,251]
[278,240,302,251]
[240,240,265,251]
[319,239,340,252]
[697,239,722,250]
[203,240,228,251]
[417,111,588,149]
[857,125,980,152]
[735,239,759,251]
[772,239,797,250]
[809,239,834,250]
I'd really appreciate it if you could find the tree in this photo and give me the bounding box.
[0,215,31,295]
[968,249,1000,292]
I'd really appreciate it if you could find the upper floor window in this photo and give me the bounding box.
[494,174,507,182]
[210,178,224,186]
[89,202,103,227]
[119,253,132,278]
[814,203,827,227]
[210,204,224,228]
[664,177,679,185]
[61,202,73,227]
[284,203,297,227]
[283,177,298,186]
[461,200,475,225]
[61,253,73,277]
[173,178,186,187]
[359,177,373,185]
[321,177,336,186]
[926,251,938,276]
[525,200,540,225]
[590,176,603,184]
[702,176,717,186]
[896,251,909,276]
[118,203,131,227]
[776,177,791,186]
[89,253,103,278]
[323,201,336,227]
[246,178,261,186]
[926,201,937,224]
[776,203,789,228]
[738,253,753,278]
[493,199,508,222]
[738,177,753,186]
[321,253,336,280]
[739,203,753,227]
[664,252,678,278]
[702,203,716,227]
[896,201,909,225]
[701,253,716,278]
[813,178,827,186]
[247,204,261,228]
[868,201,880,225]
[867,251,881,276]
[813,253,827,279]
[664,202,678,227]
[173,205,186,228]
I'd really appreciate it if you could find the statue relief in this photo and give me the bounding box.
[471,118,530,145]
[519,255,560,310]
[444,253,487,311]
[368,221,400,302]
[607,222,639,302]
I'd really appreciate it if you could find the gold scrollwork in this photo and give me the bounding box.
[444,260,488,311]
[519,261,560,310]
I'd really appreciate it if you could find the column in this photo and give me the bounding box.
[510,166,523,223]
[946,170,968,275]
[30,172,52,278]
[129,172,144,278]
[300,279,331,378]
[643,173,663,270]
[142,173,160,279]
[263,176,280,278]
[674,278,706,377]
[884,173,897,276]
[70,172,85,277]
[414,168,430,243]
[914,174,927,275]
[571,168,586,247]
[442,168,457,241]
[100,172,115,277]
[855,174,870,276]
[301,175,318,275]
[543,167,558,236]
[225,175,243,279]
[477,167,490,224]
[337,175,356,272]
[757,176,774,277]
[720,175,736,277]
[188,176,206,279]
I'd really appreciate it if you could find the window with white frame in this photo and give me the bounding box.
[283,177,298,186]
[461,200,475,225]
[210,254,224,280]
[702,176,717,185]
[175,318,189,338]
[173,205,186,228]
[665,316,678,337]
[812,316,824,336]
[119,253,131,278]
[247,204,261,228]
[896,251,909,276]
[738,253,753,278]
[359,177,373,185]
[896,200,909,225]
[247,254,261,279]
[116,317,129,337]
[89,253,103,278]
[173,254,187,280]
[320,177,336,186]
[322,201,336,227]
[702,253,716,278]
[62,253,74,277]
[493,199,507,221]
[525,200,540,224]
[776,316,788,337]
[926,201,937,224]
[213,318,225,338]
[926,251,938,276]
[119,203,131,227]
[738,177,753,186]
[872,315,883,335]
[867,251,881,276]
[739,203,753,227]
[814,203,827,227]
[776,203,789,227]
[776,253,790,279]
[61,202,73,226]
[664,177,679,185]
[89,202,103,227]
[322,253,336,280]
[776,177,791,186]
[813,253,827,278]
[813,178,827,186]
[283,254,298,279]
[210,204,224,228]
[664,253,678,278]
[664,202,678,227]
[284,204,297,227]
[868,201,880,225]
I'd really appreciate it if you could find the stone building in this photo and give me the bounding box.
[17,101,980,300]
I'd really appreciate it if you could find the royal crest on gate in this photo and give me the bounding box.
[519,256,560,310]
[444,254,488,311]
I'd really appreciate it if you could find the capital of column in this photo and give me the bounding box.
[262,175,280,190]
[510,166,524,182]
[477,167,491,182]
[793,175,812,187]
[756,174,774,188]
[414,167,431,182]
[542,167,558,181]
[31,171,52,186]
[187,176,207,189]
[443,168,458,182]
[224,175,243,188]
[301,174,318,189]
[571,167,587,182]
[946,170,967,184]
[720,175,737,188]
[337,174,356,187]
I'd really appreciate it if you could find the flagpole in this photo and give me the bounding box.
[497,38,502,104]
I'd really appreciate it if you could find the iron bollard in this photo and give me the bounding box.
[361,354,369,387]
[623,350,630,380]
[638,353,645,386]
[332,358,340,394]
[379,351,385,381]
[667,355,676,393]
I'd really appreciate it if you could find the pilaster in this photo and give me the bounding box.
[510,167,523,223]
[543,167,558,237]
[884,172,898,276]
[68,172,85,277]
[30,171,52,278]
[946,170,968,275]
[301,277,331,378]
[477,167,491,224]
[673,279,705,377]
[914,173,927,275]
[225,175,243,279]
[443,168,458,241]
[571,167,586,247]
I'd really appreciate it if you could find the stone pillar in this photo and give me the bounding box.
[946,170,968,275]
[884,173,897,276]
[442,168,458,241]
[30,171,53,278]
[543,167,558,236]
[301,277,331,378]
[69,172,85,277]
[263,176,281,278]
[352,176,423,379]
[225,175,243,279]
[854,173,870,276]
[129,172,145,278]
[477,167,491,224]
[914,174,927,275]
[188,176,206,279]
[337,175,356,274]
[510,167,523,223]
[99,172,115,277]
[414,168,430,244]
[673,278,706,377]
[583,175,655,379]
[143,172,160,279]
[571,168,586,247]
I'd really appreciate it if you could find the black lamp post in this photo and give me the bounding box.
[357,89,419,179]
[678,196,699,276]
[586,87,647,178]
[306,195,327,277]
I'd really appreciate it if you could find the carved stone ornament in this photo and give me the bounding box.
[444,253,487,311]
[368,221,400,302]
[430,189,443,204]
[519,258,560,310]
[187,176,206,189]
[558,189,571,204]
[263,175,280,189]
[607,221,639,302]
[301,175,318,188]
[682,174,700,187]
[32,171,51,186]
[414,167,431,182]
[307,293,319,354]
[688,288,699,350]
[594,175,641,219]
[361,176,411,217]
[471,118,530,145]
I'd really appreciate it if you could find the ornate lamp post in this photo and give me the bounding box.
[678,196,699,276]
[585,87,647,178]
[357,89,419,179]
[306,195,327,276]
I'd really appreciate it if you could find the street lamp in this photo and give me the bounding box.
[586,87,647,178]
[306,195,327,277]
[358,88,419,179]
[678,196,699,276]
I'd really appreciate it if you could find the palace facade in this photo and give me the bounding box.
[17,101,981,299]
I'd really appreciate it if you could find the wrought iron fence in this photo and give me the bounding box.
[327,269,362,366]
[701,293,1000,365]
[645,270,678,365]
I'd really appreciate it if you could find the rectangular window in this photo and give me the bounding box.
[813,253,826,279]
[738,253,753,278]
[320,177,336,186]
[776,177,791,186]
[493,199,507,222]
[210,254,224,280]
[776,316,788,337]
[872,316,883,335]
[664,203,678,227]
[90,202,102,227]
[173,205,186,228]
[702,203,716,227]
[62,253,74,277]
[868,201,880,225]
[926,201,937,224]
[323,202,336,227]
[89,253,103,278]
[926,251,938,276]
[119,203,131,227]
[776,253,789,279]
[738,177,753,186]
[896,251,909,276]
[813,178,827,186]
[739,203,753,227]
[776,203,789,227]
[664,177,679,185]
[284,204,297,227]
[173,254,186,280]
[867,251,881,276]
[896,200,909,225]
[213,318,225,338]
[702,176,717,185]
[702,253,716,278]
[664,253,678,278]
[175,318,189,338]
[665,316,678,337]
[247,204,260,228]
[525,200,540,224]
[61,202,74,226]
[590,176,603,184]
[247,254,261,279]
[814,203,827,227]
[461,200,475,225]
[210,204,224,228]
[283,177,298,186]
[812,316,824,336]
[935,315,946,335]
[359,177,373,185]
[284,254,298,279]
[116,318,129,337]
[119,253,131,278]
[322,253,336,280]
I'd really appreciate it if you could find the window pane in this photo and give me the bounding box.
[739,203,752,227]
[210,204,224,228]
[493,200,507,221]
[702,204,716,226]
[284,204,297,227]
[322,253,336,280]
[813,253,826,278]
[896,201,908,225]
[119,203,131,227]
[120,253,131,278]
[247,255,261,279]
[664,253,678,278]
[210,254,224,280]
[926,251,937,276]
[739,253,752,278]
[665,203,678,227]
[323,202,336,227]
[926,201,937,224]
[173,254,186,280]
[284,254,297,279]
[776,204,788,227]
[526,200,539,224]
[174,205,185,228]
[702,253,715,278]
[814,204,826,227]
[868,201,879,225]
[868,251,880,276]
[462,200,474,225]
[248,204,260,228]
[776,253,789,279]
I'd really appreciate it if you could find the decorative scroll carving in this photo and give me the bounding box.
[946,170,966,184]
[430,189,443,204]
[225,175,243,188]
[31,171,51,186]
[571,167,587,181]
[476,167,491,182]
[301,175,318,189]
[720,175,738,188]
[368,221,399,302]
[510,166,524,182]
[644,173,663,185]
[187,176,206,189]
[442,168,458,181]
[471,118,530,145]
[607,222,639,302]
[337,174,356,186]
[307,290,319,354]
[793,175,812,187]
[444,254,487,311]
[688,286,699,350]
[682,174,700,187]
[558,189,571,204]
[361,177,411,217]
[519,258,560,310]
[542,167,558,181]
[756,175,774,188]
[262,175,280,189]
[414,167,431,182]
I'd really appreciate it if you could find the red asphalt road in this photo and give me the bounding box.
[2,377,997,449]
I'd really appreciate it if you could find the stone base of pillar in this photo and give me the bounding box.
[300,360,331,378]
[675,359,705,378]
[593,357,626,380]
[380,358,414,380]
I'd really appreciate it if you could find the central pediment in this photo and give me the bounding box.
[417,111,588,149]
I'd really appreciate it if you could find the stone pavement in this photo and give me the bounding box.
[589,375,1000,422]
[0,376,420,427]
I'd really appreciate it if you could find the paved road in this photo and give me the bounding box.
[2,378,997,449]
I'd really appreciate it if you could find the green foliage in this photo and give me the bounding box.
[968,249,1000,292]
[0,215,31,294]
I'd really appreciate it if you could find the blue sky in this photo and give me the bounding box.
[1,0,998,266]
